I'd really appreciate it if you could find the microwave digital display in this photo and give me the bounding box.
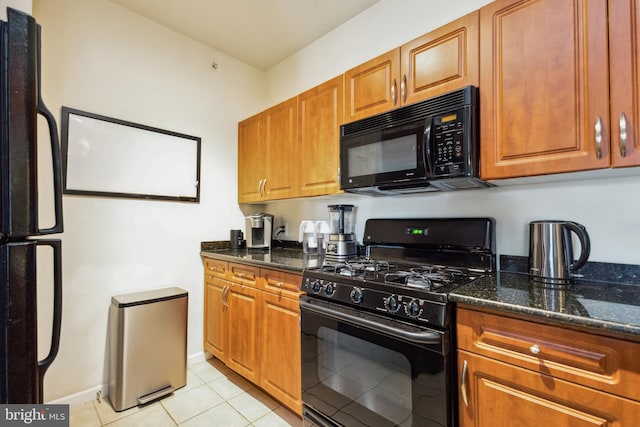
[440,113,457,123]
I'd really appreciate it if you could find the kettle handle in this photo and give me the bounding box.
[565,222,591,271]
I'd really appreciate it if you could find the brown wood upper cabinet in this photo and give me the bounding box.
[297,76,343,197]
[238,98,298,203]
[344,11,479,123]
[238,76,343,203]
[480,0,640,180]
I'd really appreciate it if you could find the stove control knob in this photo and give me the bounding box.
[385,295,400,313]
[310,280,322,294]
[350,287,363,304]
[405,299,422,318]
[324,282,336,297]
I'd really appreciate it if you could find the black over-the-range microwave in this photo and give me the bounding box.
[339,85,491,195]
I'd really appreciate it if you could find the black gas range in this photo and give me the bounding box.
[300,218,495,427]
[302,218,495,329]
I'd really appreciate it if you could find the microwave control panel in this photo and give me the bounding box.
[432,108,468,177]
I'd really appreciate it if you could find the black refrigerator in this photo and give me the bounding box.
[0,8,63,404]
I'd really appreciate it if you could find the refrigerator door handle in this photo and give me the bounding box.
[36,239,62,391]
[35,25,63,235]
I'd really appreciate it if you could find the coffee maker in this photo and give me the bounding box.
[245,213,274,250]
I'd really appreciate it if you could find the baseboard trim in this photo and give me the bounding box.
[48,351,209,406]
[47,383,107,406]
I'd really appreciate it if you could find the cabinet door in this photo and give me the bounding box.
[259,292,302,415]
[401,11,479,105]
[344,49,401,122]
[204,277,227,361]
[609,0,640,167]
[479,0,610,179]
[238,112,265,203]
[298,76,343,197]
[226,283,260,383]
[458,350,640,427]
[264,97,298,200]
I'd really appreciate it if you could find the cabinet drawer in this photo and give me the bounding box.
[260,268,303,298]
[229,262,260,287]
[203,257,228,279]
[457,350,640,426]
[457,307,640,401]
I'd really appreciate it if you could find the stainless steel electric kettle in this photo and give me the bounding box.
[529,220,591,284]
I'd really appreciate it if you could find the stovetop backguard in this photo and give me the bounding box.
[362,217,496,273]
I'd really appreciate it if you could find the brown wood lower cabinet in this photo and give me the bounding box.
[260,292,302,414]
[457,307,640,426]
[458,350,640,426]
[202,257,303,416]
[204,276,227,361]
[226,282,261,384]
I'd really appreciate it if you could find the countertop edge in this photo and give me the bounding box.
[450,293,640,342]
[200,249,320,273]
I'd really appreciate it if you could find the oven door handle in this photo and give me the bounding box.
[300,299,442,345]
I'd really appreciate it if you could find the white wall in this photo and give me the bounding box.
[262,0,640,266]
[31,0,266,403]
[0,0,30,18]
[266,0,492,103]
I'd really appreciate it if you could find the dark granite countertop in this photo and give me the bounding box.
[200,245,323,272]
[200,244,640,340]
[450,271,640,341]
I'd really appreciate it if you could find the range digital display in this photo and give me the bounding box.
[406,227,428,236]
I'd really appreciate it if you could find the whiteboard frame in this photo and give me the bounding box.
[61,107,201,203]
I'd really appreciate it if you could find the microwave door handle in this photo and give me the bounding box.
[424,117,433,176]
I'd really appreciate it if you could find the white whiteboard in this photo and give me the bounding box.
[61,107,200,202]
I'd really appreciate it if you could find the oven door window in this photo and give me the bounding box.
[301,305,449,427]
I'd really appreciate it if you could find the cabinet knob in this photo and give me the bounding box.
[529,344,541,355]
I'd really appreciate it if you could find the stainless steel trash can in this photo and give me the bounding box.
[108,287,188,411]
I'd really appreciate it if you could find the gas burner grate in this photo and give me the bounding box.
[382,265,474,290]
[322,258,398,276]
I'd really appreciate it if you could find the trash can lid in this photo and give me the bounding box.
[111,287,188,308]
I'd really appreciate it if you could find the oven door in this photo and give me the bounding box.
[300,296,454,427]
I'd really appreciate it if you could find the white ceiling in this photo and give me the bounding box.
[110,0,380,71]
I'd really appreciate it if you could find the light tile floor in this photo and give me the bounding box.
[69,358,303,427]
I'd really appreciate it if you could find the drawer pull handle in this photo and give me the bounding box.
[529,344,541,355]
[461,360,469,408]
[276,282,283,288]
